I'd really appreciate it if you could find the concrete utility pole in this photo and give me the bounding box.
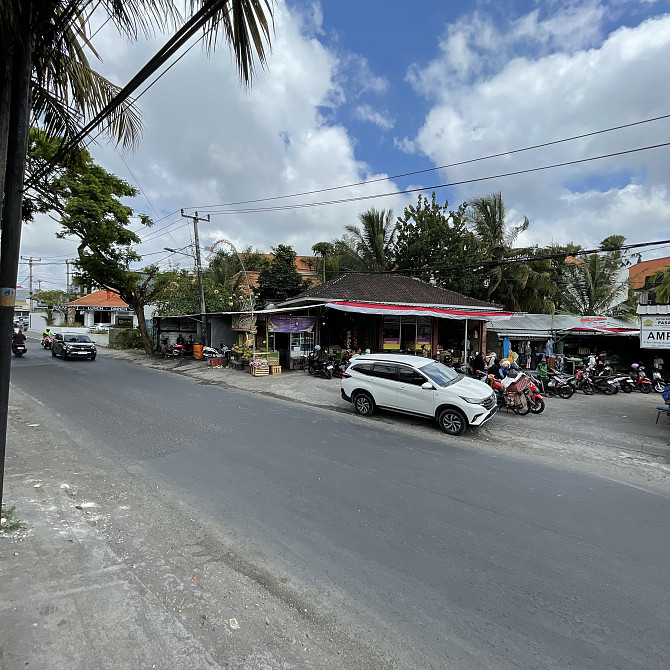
[21,255,41,312]
[180,210,209,346]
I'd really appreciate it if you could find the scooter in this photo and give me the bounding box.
[202,343,229,359]
[630,366,653,394]
[651,366,665,393]
[329,351,351,379]
[12,342,27,357]
[307,352,332,379]
[484,373,531,415]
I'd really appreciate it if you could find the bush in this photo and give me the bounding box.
[115,328,144,349]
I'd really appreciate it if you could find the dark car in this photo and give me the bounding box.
[52,333,97,361]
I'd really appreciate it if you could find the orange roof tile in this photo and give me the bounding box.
[67,289,128,308]
[628,256,670,289]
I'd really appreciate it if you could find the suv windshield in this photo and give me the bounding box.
[420,362,461,387]
[64,335,92,343]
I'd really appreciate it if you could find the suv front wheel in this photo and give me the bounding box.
[438,408,467,436]
[353,391,375,417]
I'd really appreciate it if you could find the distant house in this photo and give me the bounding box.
[629,256,670,352]
[66,289,135,328]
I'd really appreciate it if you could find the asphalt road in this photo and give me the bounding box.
[10,343,670,669]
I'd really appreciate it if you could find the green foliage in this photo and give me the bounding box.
[153,269,235,316]
[114,328,144,349]
[33,289,68,308]
[29,130,160,352]
[343,207,397,271]
[395,193,483,296]
[559,236,637,317]
[465,192,556,311]
[258,245,307,303]
[650,265,670,303]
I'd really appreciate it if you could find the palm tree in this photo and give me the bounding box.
[343,207,397,272]
[560,236,637,318]
[466,192,556,311]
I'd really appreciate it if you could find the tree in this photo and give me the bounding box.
[465,192,556,311]
[258,245,307,303]
[559,235,638,318]
[394,193,484,296]
[343,207,397,272]
[649,265,670,304]
[311,242,335,284]
[32,289,69,326]
[153,269,235,317]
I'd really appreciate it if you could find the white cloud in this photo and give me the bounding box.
[407,10,670,250]
[353,104,394,130]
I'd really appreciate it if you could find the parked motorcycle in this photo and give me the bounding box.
[12,342,26,357]
[629,364,652,393]
[329,351,351,379]
[573,367,595,395]
[202,343,229,359]
[651,366,665,393]
[583,365,619,395]
[531,373,574,398]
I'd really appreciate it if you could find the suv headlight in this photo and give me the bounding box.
[460,396,484,404]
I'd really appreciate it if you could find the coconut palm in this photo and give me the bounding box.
[560,236,637,318]
[342,207,397,272]
[465,192,556,311]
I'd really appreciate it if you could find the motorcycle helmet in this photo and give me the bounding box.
[314,345,321,352]
[502,361,510,369]
[631,363,639,370]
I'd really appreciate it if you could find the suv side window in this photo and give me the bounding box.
[370,363,397,380]
[352,363,373,376]
[398,365,427,386]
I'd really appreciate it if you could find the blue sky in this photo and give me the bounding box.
[19,0,670,291]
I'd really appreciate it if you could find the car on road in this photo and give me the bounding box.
[341,353,497,436]
[52,332,97,361]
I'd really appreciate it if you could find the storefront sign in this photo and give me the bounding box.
[640,316,670,349]
[267,315,316,333]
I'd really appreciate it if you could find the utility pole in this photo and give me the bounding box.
[21,255,41,314]
[181,210,209,346]
[66,259,70,297]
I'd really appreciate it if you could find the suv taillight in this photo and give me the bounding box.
[341,371,351,378]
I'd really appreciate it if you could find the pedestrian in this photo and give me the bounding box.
[421,344,429,358]
[176,333,185,346]
[536,357,549,394]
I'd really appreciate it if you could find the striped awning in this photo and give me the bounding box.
[325,301,513,321]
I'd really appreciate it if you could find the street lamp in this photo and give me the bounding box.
[207,238,256,362]
[164,246,208,345]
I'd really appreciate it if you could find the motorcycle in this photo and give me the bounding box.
[202,343,229,359]
[573,367,595,395]
[12,342,27,357]
[484,372,530,415]
[329,351,351,379]
[583,365,619,395]
[307,352,332,379]
[651,366,665,393]
[524,376,545,414]
[41,334,54,350]
[531,372,574,398]
[630,366,652,394]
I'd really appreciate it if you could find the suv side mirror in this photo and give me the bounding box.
[421,381,434,390]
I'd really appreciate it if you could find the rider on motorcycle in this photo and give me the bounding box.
[12,328,26,345]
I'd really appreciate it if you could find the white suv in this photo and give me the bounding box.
[341,353,497,436]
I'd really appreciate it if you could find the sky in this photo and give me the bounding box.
[18,0,670,292]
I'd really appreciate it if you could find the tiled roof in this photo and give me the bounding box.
[256,254,318,274]
[279,273,499,309]
[628,257,670,289]
[67,289,128,308]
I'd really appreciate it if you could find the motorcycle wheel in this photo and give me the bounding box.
[530,397,545,414]
[307,366,314,375]
[558,386,574,399]
[325,370,332,380]
[514,402,531,416]
[640,383,652,394]
[603,385,613,395]
[653,380,664,393]
[621,382,632,393]
[582,381,595,395]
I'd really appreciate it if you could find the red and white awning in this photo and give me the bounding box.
[325,301,513,321]
[568,326,640,336]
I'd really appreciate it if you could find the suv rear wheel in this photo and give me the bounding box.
[438,408,467,436]
[353,391,375,417]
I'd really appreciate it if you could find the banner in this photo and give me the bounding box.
[640,315,670,349]
[267,315,316,333]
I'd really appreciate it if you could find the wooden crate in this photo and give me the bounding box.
[251,366,269,376]
[269,365,282,375]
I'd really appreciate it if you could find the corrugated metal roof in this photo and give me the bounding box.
[487,313,638,337]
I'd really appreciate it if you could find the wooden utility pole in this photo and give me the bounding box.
[21,255,41,312]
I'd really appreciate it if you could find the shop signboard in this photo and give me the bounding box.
[640,316,670,349]
[267,315,315,333]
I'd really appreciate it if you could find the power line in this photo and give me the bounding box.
[184,113,670,211]
[192,141,670,216]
